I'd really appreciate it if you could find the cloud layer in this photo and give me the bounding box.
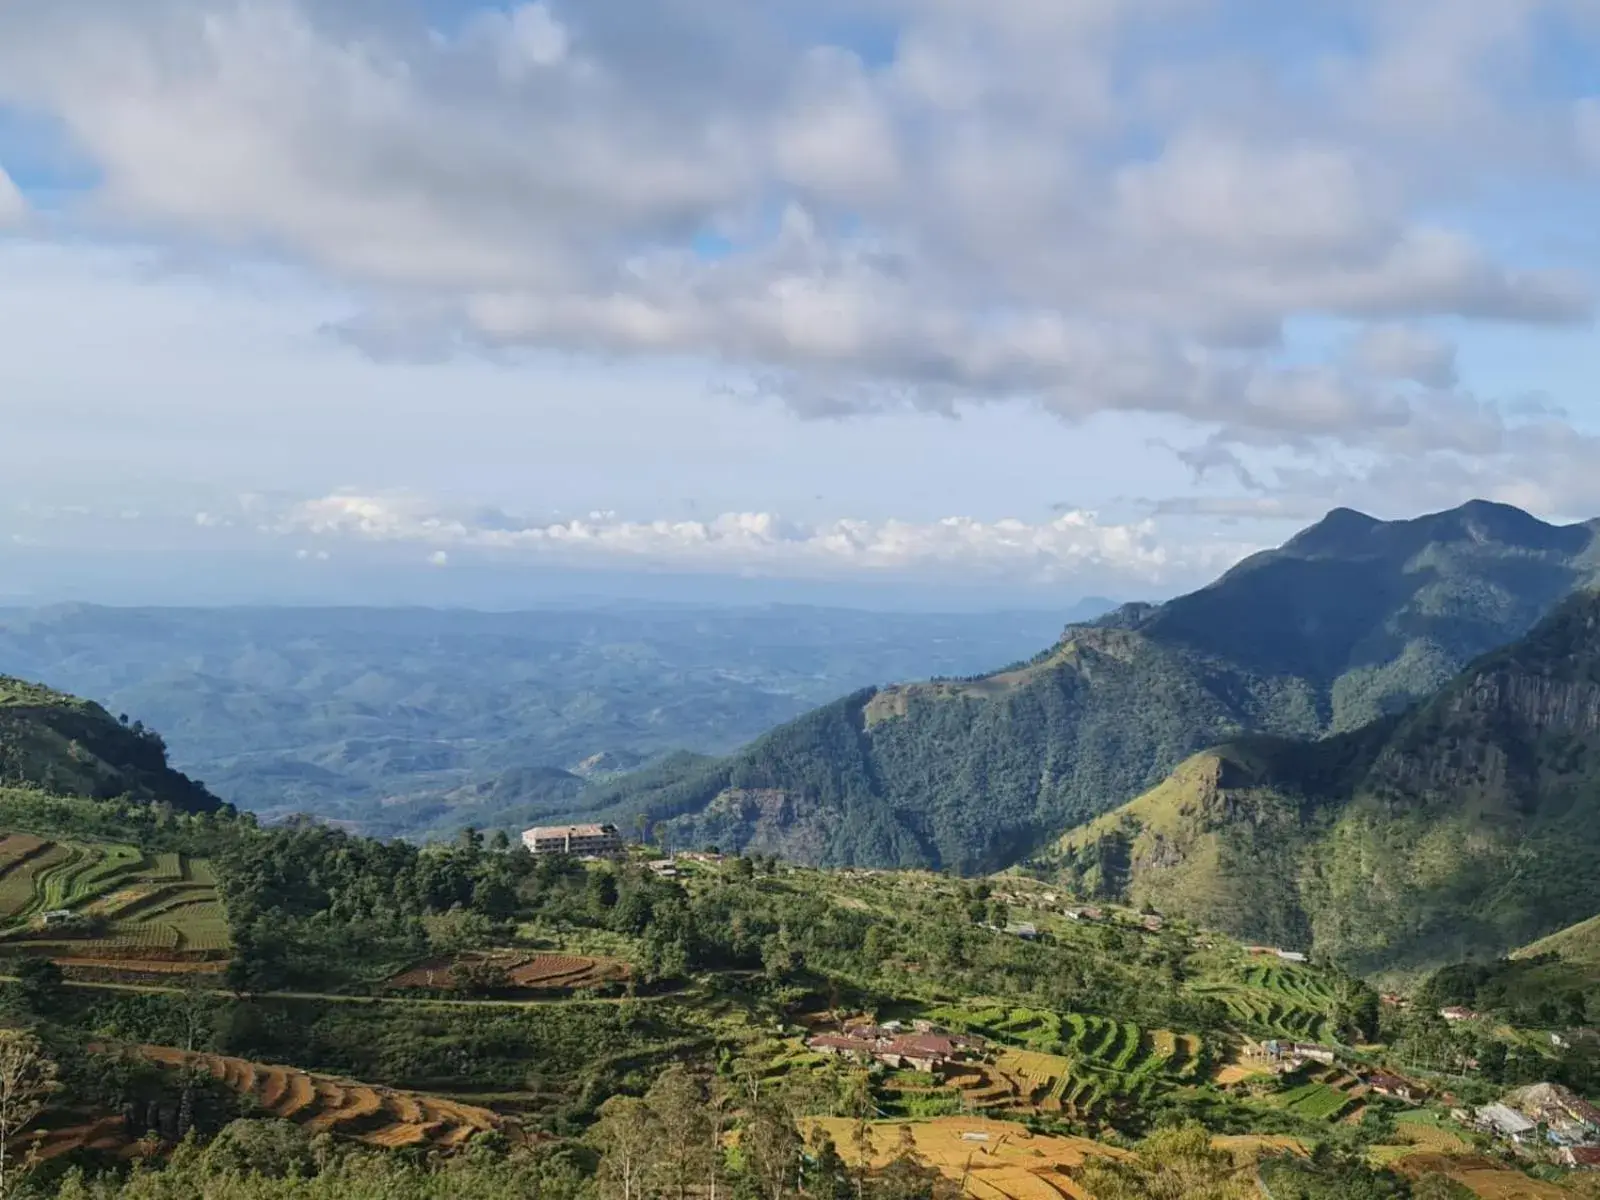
[1,1,1599,531]
[268,491,1254,587]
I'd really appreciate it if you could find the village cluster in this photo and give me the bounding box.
[806,1020,984,1074]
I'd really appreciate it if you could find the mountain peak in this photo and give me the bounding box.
[1280,506,1380,557]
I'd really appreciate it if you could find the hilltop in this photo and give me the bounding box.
[1517,913,1600,968]
[0,675,221,813]
[590,501,1600,871]
[1054,588,1600,975]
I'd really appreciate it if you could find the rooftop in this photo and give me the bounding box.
[523,824,618,839]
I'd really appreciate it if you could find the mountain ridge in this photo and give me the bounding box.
[1053,587,1600,974]
[588,500,1600,871]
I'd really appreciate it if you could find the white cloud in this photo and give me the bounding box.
[0,1,1597,534]
[0,166,26,226]
[270,491,1257,586]
[0,1,1589,442]
[1344,324,1459,389]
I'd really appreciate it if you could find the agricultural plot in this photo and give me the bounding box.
[387,950,629,992]
[128,1045,503,1150]
[1394,1153,1573,1199]
[0,831,228,963]
[1190,965,1338,1043]
[804,1116,1128,1200]
[1262,1067,1367,1123]
[926,1004,1198,1122]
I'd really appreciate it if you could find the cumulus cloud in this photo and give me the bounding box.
[0,1,1597,526]
[0,3,1591,431]
[1345,324,1459,389]
[268,491,1256,586]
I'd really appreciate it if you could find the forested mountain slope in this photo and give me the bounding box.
[1054,588,1600,975]
[0,602,1074,836]
[592,501,1600,871]
[0,675,221,813]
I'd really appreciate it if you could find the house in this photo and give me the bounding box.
[1505,1083,1600,1137]
[877,1035,961,1073]
[1562,1147,1600,1170]
[521,823,624,857]
[1366,1073,1422,1103]
[1477,1103,1537,1143]
[1439,1006,1479,1023]
[807,1035,878,1063]
[39,909,74,926]
[1276,950,1308,964]
[1263,1041,1337,1068]
[1004,922,1039,940]
[1063,907,1103,922]
[1141,915,1164,933]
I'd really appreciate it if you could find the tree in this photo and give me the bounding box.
[807,1128,853,1200]
[592,1095,662,1200]
[0,1031,58,1198]
[648,1066,712,1200]
[1075,1124,1254,1200]
[490,829,511,853]
[740,1100,802,1200]
[9,959,62,1015]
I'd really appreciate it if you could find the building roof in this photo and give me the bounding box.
[1479,1104,1536,1135]
[1567,1147,1600,1167]
[885,1035,959,1059]
[523,824,618,839]
[1367,1074,1415,1093]
[807,1035,877,1053]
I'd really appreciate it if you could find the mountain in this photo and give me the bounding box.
[0,602,1070,834]
[0,675,221,812]
[590,501,1600,871]
[1054,588,1600,975]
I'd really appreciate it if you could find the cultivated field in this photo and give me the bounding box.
[1394,1152,1577,1199]
[804,1116,1127,1200]
[128,1045,504,1149]
[916,1004,1201,1123]
[1190,961,1338,1043]
[0,832,228,963]
[387,950,629,992]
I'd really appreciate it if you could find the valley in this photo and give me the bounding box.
[1,502,1600,1196]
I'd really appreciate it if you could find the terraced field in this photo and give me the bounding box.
[0,832,228,962]
[387,950,629,992]
[924,1004,1201,1123]
[127,1045,503,1149]
[1191,963,1338,1043]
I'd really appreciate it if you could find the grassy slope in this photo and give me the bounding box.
[1517,913,1600,966]
[1053,589,1600,975]
[0,677,221,813]
[593,502,1600,871]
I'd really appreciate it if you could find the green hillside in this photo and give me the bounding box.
[1517,912,1600,967]
[591,501,1600,871]
[1054,588,1600,975]
[0,676,221,813]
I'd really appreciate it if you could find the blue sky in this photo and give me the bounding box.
[1,0,1599,607]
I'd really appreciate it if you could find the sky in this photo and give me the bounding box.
[3,0,1600,608]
